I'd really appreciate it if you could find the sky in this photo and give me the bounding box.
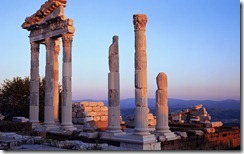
[0,0,240,101]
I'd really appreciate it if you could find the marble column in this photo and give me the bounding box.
[44,38,60,127]
[133,14,150,135]
[155,72,179,141]
[61,33,76,130]
[54,39,60,124]
[30,42,40,124]
[155,73,170,133]
[107,36,123,133]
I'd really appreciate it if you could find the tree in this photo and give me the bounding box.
[0,76,61,122]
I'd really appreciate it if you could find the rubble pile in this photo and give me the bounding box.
[169,104,211,123]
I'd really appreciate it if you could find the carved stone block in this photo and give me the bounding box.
[156,90,168,106]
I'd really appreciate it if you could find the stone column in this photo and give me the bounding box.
[54,39,60,124]
[30,42,40,124]
[155,73,170,133]
[133,14,150,135]
[155,72,179,141]
[107,36,123,133]
[61,33,76,130]
[44,38,60,128]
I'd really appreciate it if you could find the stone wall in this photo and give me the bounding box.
[72,102,124,130]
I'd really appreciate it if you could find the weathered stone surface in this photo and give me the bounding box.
[108,72,120,90]
[135,70,147,89]
[133,14,148,31]
[135,89,147,107]
[108,89,119,107]
[156,72,167,90]
[175,131,188,138]
[12,117,29,123]
[109,35,119,72]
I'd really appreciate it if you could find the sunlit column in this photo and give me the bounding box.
[30,42,40,124]
[44,38,59,127]
[61,33,76,130]
[133,14,150,135]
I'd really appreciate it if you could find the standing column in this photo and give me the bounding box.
[155,73,170,133]
[155,72,179,141]
[30,42,40,124]
[107,36,123,133]
[61,33,76,130]
[133,14,150,135]
[54,39,60,124]
[44,38,59,127]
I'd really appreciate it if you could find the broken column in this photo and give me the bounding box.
[155,72,179,141]
[133,14,150,135]
[103,36,124,137]
[61,34,76,131]
[29,42,40,124]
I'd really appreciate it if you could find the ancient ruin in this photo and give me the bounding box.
[154,73,179,141]
[16,0,240,151]
[22,0,75,131]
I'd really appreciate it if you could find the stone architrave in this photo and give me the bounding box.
[22,0,76,131]
[29,42,40,124]
[106,36,124,135]
[155,72,179,141]
[133,14,150,135]
[61,34,76,131]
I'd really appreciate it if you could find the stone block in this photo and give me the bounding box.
[211,121,223,128]
[101,116,108,121]
[148,113,154,120]
[96,111,105,116]
[83,107,92,112]
[175,131,187,138]
[92,106,101,112]
[194,104,203,110]
[89,102,98,107]
[87,112,97,117]
[79,102,90,107]
[97,102,104,107]
[101,106,108,111]
[79,132,98,139]
[92,116,101,121]
[148,119,156,126]
[108,72,120,89]
[77,117,93,124]
[203,128,215,133]
[135,70,147,89]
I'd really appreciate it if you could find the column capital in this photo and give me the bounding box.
[133,14,147,31]
[62,33,74,47]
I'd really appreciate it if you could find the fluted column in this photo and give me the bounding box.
[61,33,76,130]
[133,14,150,135]
[30,42,40,124]
[54,39,60,124]
[155,73,170,133]
[44,38,60,127]
[107,36,122,133]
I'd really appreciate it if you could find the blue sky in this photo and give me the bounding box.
[0,0,240,100]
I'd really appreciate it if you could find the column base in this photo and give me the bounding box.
[61,123,77,131]
[113,133,160,150]
[101,131,126,140]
